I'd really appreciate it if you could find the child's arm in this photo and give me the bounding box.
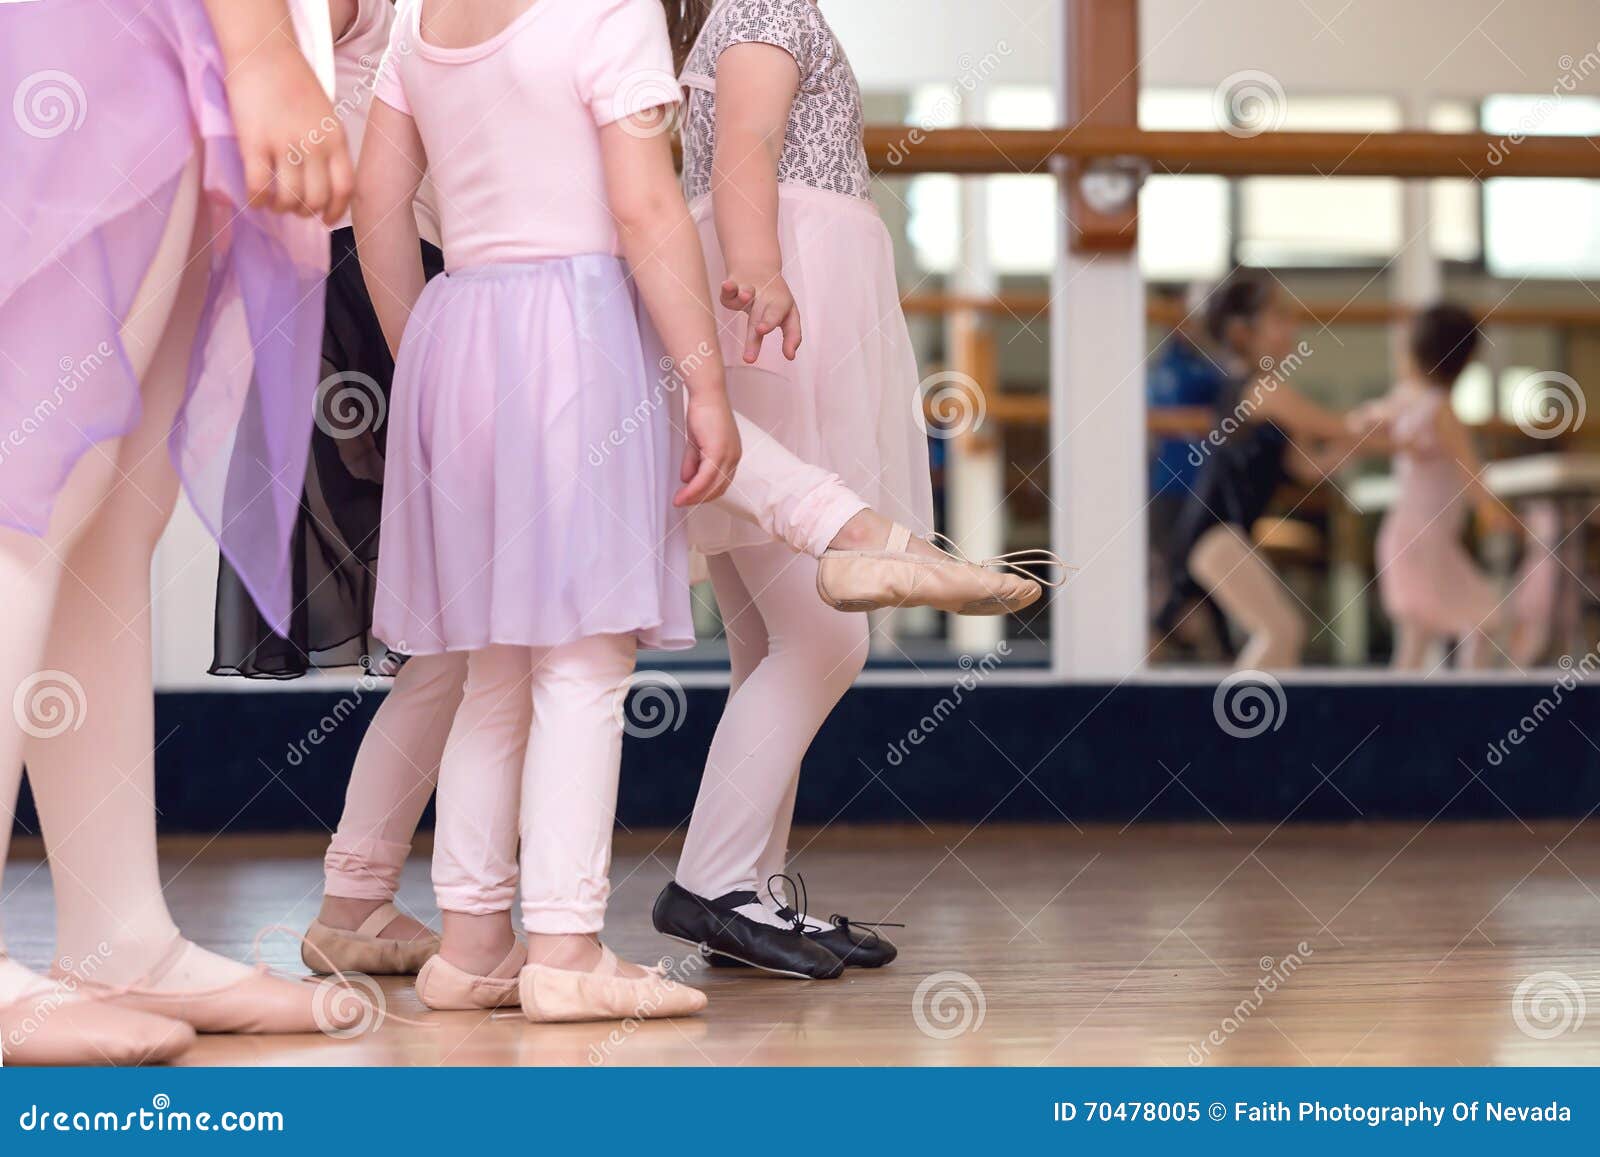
[202,0,352,223]
[1250,378,1360,443]
[351,100,427,359]
[600,121,741,506]
[711,44,804,364]
[1438,405,1514,533]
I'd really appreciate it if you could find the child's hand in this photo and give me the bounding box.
[676,395,742,507]
[721,274,802,364]
[224,41,353,224]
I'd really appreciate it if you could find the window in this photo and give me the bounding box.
[1483,95,1600,279]
[1236,97,1405,267]
[1430,100,1483,264]
[1139,91,1232,283]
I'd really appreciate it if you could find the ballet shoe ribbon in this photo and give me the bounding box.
[925,532,1075,588]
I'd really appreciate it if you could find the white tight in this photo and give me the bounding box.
[1187,524,1306,669]
[428,636,636,933]
[675,543,870,900]
[0,159,207,990]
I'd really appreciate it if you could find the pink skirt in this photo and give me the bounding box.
[685,184,935,555]
[373,258,695,656]
[0,0,332,634]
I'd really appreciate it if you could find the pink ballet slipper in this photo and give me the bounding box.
[57,936,371,1036]
[518,946,708,1024]
[415,942,527,1011]
[303,902,440,976]
[0,965,194,1066]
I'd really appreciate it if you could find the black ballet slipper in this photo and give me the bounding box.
[651,882,844,980]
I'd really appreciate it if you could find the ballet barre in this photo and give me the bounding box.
[862,126,1600,180]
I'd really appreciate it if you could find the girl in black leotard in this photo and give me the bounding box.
[1165,271,1385,668]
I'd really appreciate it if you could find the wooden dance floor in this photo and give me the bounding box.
[7,822,1600,1066]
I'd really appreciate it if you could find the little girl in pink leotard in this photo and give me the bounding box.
[1368,305,1556,670]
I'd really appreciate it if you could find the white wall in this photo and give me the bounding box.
[832,0,1599,99]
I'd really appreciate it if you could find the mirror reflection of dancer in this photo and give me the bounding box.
[1166,271,1382,669]
[0,0,365,1065]
[1355,305,1557,670]
[235,1,1040,996]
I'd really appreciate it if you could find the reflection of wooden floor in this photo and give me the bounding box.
[8,822,1600,1066]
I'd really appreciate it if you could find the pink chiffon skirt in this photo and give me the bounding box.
[0,0,333,633]
[372,257,695,656]
[685,183,935,555]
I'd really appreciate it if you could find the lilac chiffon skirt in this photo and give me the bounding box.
[0,0,330,632]
[372,257,695,656]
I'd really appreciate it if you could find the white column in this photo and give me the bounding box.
[1049,12,1147,679]
[947,93,1007,655]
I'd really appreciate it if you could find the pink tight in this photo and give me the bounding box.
[675,543,870,900]
[322,652,465,901]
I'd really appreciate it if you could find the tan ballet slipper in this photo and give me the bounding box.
[816,524,1065,615]
[519,946,708,1024]
[415,941,526,1011]
[58,936,371,1035]
[303,902,440,976]
[0,970,194,1066]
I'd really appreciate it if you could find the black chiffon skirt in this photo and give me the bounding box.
[211,229,445,678]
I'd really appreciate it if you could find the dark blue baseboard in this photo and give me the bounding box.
[14,681,1600,835]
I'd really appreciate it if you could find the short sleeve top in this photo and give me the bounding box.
[373,0,681,268]
[678,0,872,205]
